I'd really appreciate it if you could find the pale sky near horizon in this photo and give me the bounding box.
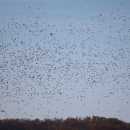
[0,0,130,123]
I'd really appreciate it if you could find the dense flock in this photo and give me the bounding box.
[0,0,130,121]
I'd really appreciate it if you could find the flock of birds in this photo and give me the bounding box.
[0,0,130,121]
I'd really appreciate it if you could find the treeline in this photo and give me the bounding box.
[0,116,130,130]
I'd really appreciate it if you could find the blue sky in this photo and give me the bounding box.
[0,0,130,122]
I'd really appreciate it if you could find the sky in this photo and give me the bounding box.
[0,0,130,123]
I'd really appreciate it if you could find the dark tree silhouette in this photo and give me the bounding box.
[0,116,130,130]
